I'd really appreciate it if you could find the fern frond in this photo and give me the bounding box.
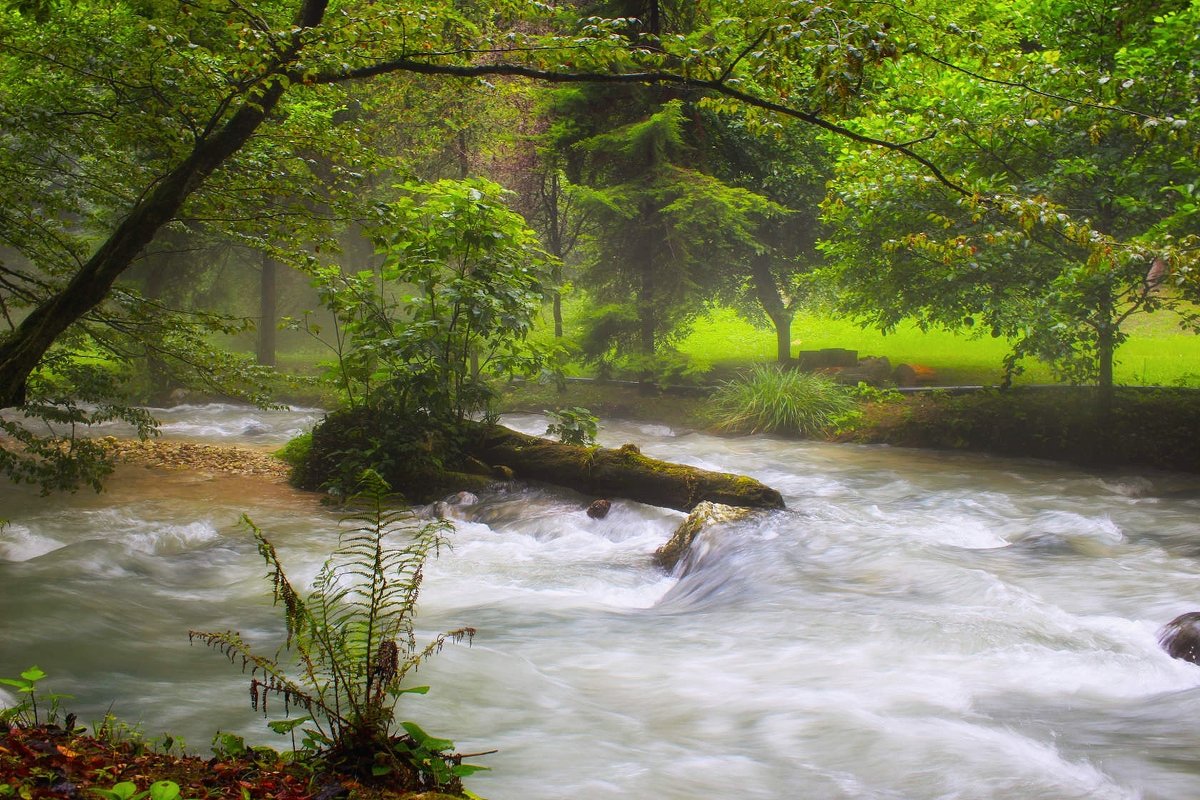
[243,515,309,650]
[197,468,478,779]
[187,629,330,725]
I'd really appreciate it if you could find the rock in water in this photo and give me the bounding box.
[586,499,611,519]
[1158,612,1200,664]
[654,501,755,572]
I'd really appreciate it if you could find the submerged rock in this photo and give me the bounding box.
[654,501,756,572]
[1159,612,1200,664]
[432,490,480,520]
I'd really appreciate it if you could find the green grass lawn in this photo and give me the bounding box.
[677,306,1200,386]
[265,296,1200,390]
[532,296,1200,387]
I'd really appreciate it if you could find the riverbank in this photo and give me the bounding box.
[99,436,292,480]
[0,724,464,800]
[497,380,1200,474]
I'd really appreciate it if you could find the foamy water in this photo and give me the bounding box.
[3,406,1200,798]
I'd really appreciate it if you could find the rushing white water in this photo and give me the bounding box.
[4,404,1200,799]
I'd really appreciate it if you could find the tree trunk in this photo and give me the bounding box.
[1097,322,1115,414]
[770,310,793,364]
[258,252,278,367]
[553,289,563,339]
[467,423,786,512]
[748,251,793,364]
[1095,270,1116,415]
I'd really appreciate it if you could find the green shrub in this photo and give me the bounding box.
[291,407,460,499]
[273,433,312,469]
[545,407,599,446]
[708,365,857,436]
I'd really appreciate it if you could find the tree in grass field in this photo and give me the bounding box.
[820,0,1200,401]
[705,113,836,364]
[571,99,781,375]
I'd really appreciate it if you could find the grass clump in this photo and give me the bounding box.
[708,365,857,437]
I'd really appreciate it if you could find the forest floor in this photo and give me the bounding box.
[0,723,463,800]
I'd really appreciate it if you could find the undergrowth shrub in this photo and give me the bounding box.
[191,470,484,794]
[708,365,857,436]
[291,407,463,499]
[545,407,598,446]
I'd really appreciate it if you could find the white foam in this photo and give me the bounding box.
[0,523,65,561]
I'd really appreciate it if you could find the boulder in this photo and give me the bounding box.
[654,501,756,572]
[893,363,938,386]
[587,498,612,519]
[1159,612,1200,664]
[797,348,859,370]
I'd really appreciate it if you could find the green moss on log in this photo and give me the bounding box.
[466,423,785,512]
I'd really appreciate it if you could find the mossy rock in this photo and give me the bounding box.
[654,501,756,572]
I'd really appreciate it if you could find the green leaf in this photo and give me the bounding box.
[267,716,312,734]
[452,764,492,777]
[19,667,46,682]
[400,721,454,752]
[90,782,144,800]
[148,782,181,800]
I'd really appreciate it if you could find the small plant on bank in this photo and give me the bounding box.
[545,406,599,446]
[92,780,185,800]
[708,365,858,437]
[0,666,72,727]
[190,470,485,794]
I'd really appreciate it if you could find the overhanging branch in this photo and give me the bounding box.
[305,59,973,197]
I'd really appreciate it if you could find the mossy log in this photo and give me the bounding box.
[467,424,785,512]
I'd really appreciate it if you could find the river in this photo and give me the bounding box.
[3,404,1200,799]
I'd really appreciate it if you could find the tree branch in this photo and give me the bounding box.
[309,59,972,197]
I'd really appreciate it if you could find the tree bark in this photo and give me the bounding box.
[258,252,278,367]
[467,424,786,512]
[770,310,793,365]
[747,251,793,364]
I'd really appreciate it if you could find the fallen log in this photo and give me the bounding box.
[467,424,786,512]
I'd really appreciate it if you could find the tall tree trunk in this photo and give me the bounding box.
[0,0,327,408]
[1094,266,1116,415]
[553,285,564,339]
[542,172,566,339]
[142,258,173,398]
[258,252,278,367]
[1097,321,1115,413]
[748,251,793,364]
[770,310,794,364]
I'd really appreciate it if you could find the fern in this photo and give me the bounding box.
[190,470,480,790]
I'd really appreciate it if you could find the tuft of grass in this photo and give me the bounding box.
[707,365,857,436]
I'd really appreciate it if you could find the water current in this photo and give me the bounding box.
[3,404,1200,799]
